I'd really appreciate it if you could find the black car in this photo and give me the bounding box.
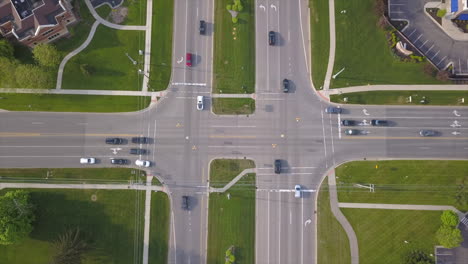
[111,158,128,165]
[105,138,124,144]
[130,148,147,155]
[131,137,149,144]
[199,20,206,35]
[341,120,356,126]
[344,129,360,135]
[282,79,290,93]
[268,31,275,46]
[325,106,342,114]
[371,119,388,126]
[182,196,190,210]
[274,159,282,174]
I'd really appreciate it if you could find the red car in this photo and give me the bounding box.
[186,53,192,67]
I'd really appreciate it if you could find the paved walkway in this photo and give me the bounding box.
[0,182,164,191]
[324,84,468,95]
[210,168,256,193]
[141,0,153,92]
[323,0,336,91]
[0,88,165,97]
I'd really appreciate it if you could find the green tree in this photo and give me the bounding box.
[0,190,35,245]
[436,225,463,248]
[33,43,61,67]
[232,17,238,23]
[441,210,458,227]
[405,250,434,264]
[0,39,14,59]
[15,64,54,88]
[0,56,18,87]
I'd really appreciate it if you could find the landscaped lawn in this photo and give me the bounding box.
[212,98,255,115]
[331,90,468,106]
[317,179,351,264]
[207,159,256,264]
[335,160,468,211]
[62,25,144,90]
[331,0,448,88]
[0,93,150,112]
[0,189,145,264]
[213,0,255,94]
[120,0,147,25]
[310,0,330,89]
[342,209,440,264]
[149,191,170,264]
[95,4,112,20]
[148,0,173,91]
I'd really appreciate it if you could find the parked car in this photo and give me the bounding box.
[130,148,147,155]
[111,159,128,165]
[131,137,149,144]
[199,20,206,35]
[80,157,96,164]
[186,52,192,67]
[274,159,282,174]
[268,31,275,45]
[371,119,389,126]
[344,129,359,135]
[197,96,204,110]
[282,79,290,93]
[341,120,356,126]
[325,106,342,114]
[294,185,302,198]
[182,196,190,210]
[105,138,124,144]
[419,130,437,137]
[135,160,151,167]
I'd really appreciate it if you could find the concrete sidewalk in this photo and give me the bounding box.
[210,168,256,193]
[0,182,164,191]
[0,88,166,97]
[326,84,468,95]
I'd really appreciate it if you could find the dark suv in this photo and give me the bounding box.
[341,120,356,126]
[131,137,149,144]
[268,31,275,45]
[282,79,290,93]
[130,148,147,155]
[182,196,190,210]
[111,158,128,165]
[199,20,206,35]
[105,138,124,144]
[371,120,388,126]
[274,159,282,174]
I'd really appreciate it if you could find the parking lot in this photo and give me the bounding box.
[389,0,468,75]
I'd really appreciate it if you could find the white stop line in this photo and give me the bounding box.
[171,82,207,87]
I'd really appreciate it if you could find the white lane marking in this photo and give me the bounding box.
[211,125,257,128]
[288,30,291,41]
[31,122,44,125]
[338,112,342,139]
[196,7,199,17]
[278,193,281,262]
[436,56,447,66]
[177,57,183,64]
[298,0,309,73]
[207,146,259,148]
[290,211,292,225]
[430,50,440,60]
[267,192,270,264]
[305,219,312,227]
[407,28,417,37]
[320,111,328,168]
[421,39,428,47]
[152,120,157,162]
[426,44,435,52]
[261,98,285,101]
[363,109,370,115]
[301,196,304,264]
[176,96,193,99]
[414,34,423,42]
[0,146,108,148]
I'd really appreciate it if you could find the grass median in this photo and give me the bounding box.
[213,0,255,94]
[331,90,468,106]
[310,0,330,89]
[331,0,447,88]
[212,98,255,115]
[207,159,256,264]
[0,93,151,112]
[149,191,170,264]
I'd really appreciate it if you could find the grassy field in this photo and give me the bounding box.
[212,98,255,115]
[95,4,112,19]
[213,0,255,94]
[0,189,145,264]
[148,0,173,91]
[318,179,351,264]
[0,93,150,112]
[331,0,448,88]
[62,25,144,90]
[335,160,468,211]
[149,191,170,264]
[207,159,256,264]
[342,208,439,264]
[310,0,330,89]
[0,168,146,184]
[331,90,468,106]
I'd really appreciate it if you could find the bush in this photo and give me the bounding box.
[441,211,459,227]
[232,17,238,23]
[437,9,447,17]
[405,250,434,264]
[410,54,425,63]
[231,4,238,11]
[389,31,399,48]
[226,4,232,10]
[436,225,462,248]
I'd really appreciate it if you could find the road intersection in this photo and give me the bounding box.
[1,0,468,264]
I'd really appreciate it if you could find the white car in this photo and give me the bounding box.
[135,159,151,167]
[294,185,302,198]
[196,96,204,110]
[80,157,96,164]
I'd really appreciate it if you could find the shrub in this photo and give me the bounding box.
[410,54,425,62]
[404,250,434,264]
[436,70,450,81]
[441,211,459,227]
[437,9,447,18]
[232,17,238,23]
[226,4,232,10]
[231,4,238,11]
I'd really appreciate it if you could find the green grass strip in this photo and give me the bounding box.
[310,0,330,90]
[149,191,170,264]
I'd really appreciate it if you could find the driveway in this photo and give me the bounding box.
[389,0,468,75]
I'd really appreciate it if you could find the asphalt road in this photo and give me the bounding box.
[1,0,468,263]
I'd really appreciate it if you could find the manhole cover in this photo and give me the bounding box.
[91,194,97,202]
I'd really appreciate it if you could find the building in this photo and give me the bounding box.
[0,0,77,48]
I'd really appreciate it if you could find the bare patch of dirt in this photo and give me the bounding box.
[110,7,128,24]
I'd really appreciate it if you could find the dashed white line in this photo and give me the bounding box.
[430,50,440,60]
[407,28,417,37]
[426,44,435,52]
[414,34,423,42]
[436,56,447,66]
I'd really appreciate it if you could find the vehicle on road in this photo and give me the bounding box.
[268,31,275,45]
[111,158,128,165]
[341,120,356,126]
[131,137,149,144]
[135,159,151,167]
[371,119,388,126]
[197,96,204,110]
[80,157,96,164]
[282,79,290,93]
[419,130,437,137]
[186,53,192,67]
[105,138,124,144]
[325,106,342,114]
[344,129,359,135]
[274,159,282,174]
[199,20,206,35]
[182,196,190,210]
[130,148,147,155]
[294,185,301,198]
